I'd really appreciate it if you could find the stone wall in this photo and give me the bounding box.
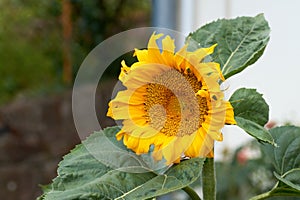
[0,80,117,200]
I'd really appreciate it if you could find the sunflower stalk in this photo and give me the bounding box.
[202,158,216,200]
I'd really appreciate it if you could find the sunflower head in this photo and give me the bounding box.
[107,33,236,164]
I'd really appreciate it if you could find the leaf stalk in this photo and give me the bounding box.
[182,186,201,200]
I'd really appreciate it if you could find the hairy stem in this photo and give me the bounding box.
[202,158,216,200]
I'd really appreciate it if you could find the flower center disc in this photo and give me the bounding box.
[144,69,208,137]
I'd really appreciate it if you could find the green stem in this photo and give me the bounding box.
[202,158,216,200]
[249,191,271,200]
[182,186,201,200]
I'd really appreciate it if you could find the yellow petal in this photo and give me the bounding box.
[147,33,165,64]
[161,35,175,66]
[162,134,194,164]
[190,43,217,62]
[122,63,170,89]
[206,150,214,158]
[119,60,130,82]
[225,102,236,125]
[134,49,148,62]
[126,134,140,150]
[136,138,152,154]
[185,130,204,157]
[116,130,125,140]
[196,89,209,98]
[174,44,188,72]
[203,44,217,56]
[148,32,164,49]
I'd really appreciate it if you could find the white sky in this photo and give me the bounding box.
[178,0,300,158]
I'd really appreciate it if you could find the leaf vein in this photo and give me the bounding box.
[222,19,259,74]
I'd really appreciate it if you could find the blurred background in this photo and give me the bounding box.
[0,0,299,199]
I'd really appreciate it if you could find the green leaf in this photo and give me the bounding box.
[229,88,274,145]
[38,126,205,200]
[117,158,205,199]
[261,126,300,175]
[229,88,269,126]
[250,126,300,200]
[274,169,300,191]
[268,186,300,198]
[187,14,270,79]
[235,117,274,145]
[250,185,300,200]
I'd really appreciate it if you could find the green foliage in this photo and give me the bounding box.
[229,88,274,145]
[250,126,300,199]
[229,88,268,126]
[0,0,151,105]
[216,129,300,200]
[0,0,62,104]
[70,0,151,77]
[187,14,270,79]
[38,127,205,200]
[261,126,300,175]
[215,140,275,200]
[70,0,151,61]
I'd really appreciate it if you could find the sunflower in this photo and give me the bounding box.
[107,33,236,164]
